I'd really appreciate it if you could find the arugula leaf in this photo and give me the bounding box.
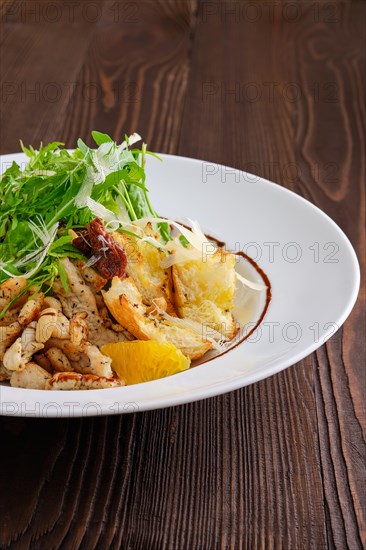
[77,138,90,156]
[92,131,114,146]
[0,131,169,314]
[57,259,70,293]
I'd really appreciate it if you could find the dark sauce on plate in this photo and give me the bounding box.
[197,235,272,363]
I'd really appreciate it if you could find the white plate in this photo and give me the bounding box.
[0,153,360,418]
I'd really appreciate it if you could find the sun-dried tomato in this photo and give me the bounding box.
[72,230,92,256]
[72,218,127,279]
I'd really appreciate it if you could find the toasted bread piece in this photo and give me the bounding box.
[113,228,175,314]
[102,277,212,360]
[172,247,238,339]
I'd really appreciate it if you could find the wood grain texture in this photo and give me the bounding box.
[0,1,365,549]
[179,1,365,547]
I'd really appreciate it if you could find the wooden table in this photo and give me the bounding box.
[0,1,365,548]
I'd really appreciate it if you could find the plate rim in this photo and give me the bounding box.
[0,152,360,417]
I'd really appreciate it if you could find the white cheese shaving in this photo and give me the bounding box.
[132,217,266,291]
[16,221,59,279]
[235,272,266,291]
[84,197,118,224]
[120,133,142,150]
[160,244,202,268]
[133,217,212,250]
[74,165,97,208]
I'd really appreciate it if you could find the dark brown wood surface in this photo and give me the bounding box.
[0,1,365,548]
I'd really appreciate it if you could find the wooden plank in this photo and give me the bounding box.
[56,0,198,151]
[0,1,199,548]
[0,1,102,152]
[0,1,364,549]
[179,1,365,548]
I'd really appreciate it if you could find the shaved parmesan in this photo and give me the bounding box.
[133,217,212,250]
[120,133,142,150]
[186,217,208,243]
[129,217,266,291]
[160,244,202,268]
[74,165,96,208]
[84,253,102,268]
[235,272,266,291]
[19,222,59,279]
[115,196,130,223]
[84,197,118,223]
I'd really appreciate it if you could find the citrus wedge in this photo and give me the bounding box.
[101,340,191,385]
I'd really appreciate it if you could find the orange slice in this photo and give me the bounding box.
[101,340,190,385]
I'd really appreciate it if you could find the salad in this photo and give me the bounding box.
[0,132,264,390]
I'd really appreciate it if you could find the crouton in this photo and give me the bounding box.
[113,227,176,314]
[172,247,238,339]
[102,277,212,360]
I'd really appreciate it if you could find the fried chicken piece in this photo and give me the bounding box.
[10,362,51,390]
[46,372,124,390]
[0,277,27,312]
[3,322,44,371]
